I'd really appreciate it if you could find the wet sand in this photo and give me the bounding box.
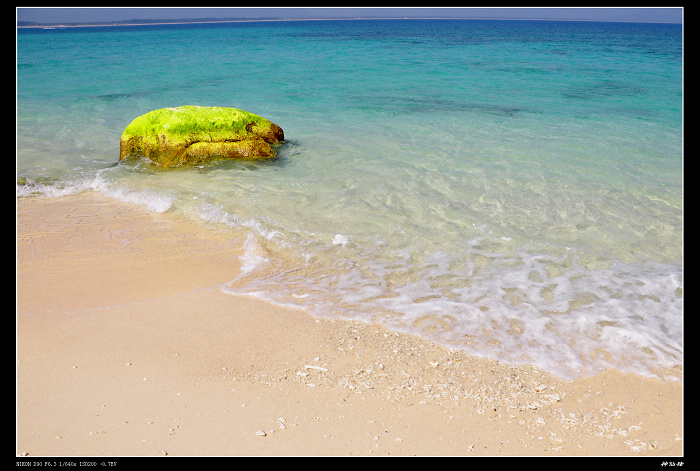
[16,192,683,457]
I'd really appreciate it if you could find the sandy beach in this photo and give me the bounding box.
[16,192,683,457]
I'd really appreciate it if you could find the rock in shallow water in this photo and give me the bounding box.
[119,105,284,167]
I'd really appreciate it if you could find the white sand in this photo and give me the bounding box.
[16,192,683,457]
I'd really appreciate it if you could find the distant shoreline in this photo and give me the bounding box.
[16,18,303,28]
[17,16,681,28]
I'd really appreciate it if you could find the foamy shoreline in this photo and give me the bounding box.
[16,192,683,457]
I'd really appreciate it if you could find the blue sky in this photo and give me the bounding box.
[17,7,683,24]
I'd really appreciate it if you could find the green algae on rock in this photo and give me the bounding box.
[119,106,284,167]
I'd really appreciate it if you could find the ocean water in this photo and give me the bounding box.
[16,19,683,381]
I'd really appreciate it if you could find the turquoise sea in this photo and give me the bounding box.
[16,19,683,381]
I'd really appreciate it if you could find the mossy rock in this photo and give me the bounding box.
[119,105,284,167]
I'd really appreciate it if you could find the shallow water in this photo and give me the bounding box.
[17,19,683,380]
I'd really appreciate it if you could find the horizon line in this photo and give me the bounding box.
[17,15,683,28]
